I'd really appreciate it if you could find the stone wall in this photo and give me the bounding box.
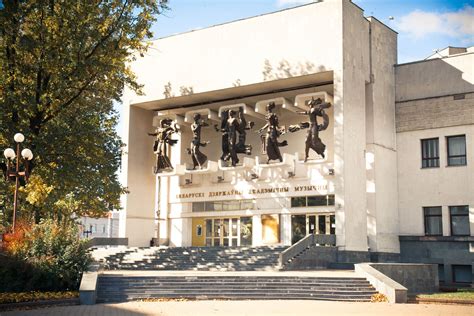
[370,263,438,294]
[400,236,474,285]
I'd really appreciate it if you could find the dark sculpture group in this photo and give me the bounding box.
[149,99,331,173]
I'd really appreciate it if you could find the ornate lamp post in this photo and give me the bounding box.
[3,133,33,232]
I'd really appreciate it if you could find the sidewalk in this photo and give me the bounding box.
[2,300,472,316]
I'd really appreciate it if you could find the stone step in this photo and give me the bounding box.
[96,275,377,303]
[97,294,374,303]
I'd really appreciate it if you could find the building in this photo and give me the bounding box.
[119,0,473,285]
[395,48,473,285]
[78,212,120,239]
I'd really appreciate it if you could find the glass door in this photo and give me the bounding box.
[318,215,327,234]
[240,217,252,246]
[205,217,240,247]
[291,215,306,244]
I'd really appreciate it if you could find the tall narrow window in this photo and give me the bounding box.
[424,206,442,236]
[447,135,467,166]
[450,205,470,236]
[421,138,439,168]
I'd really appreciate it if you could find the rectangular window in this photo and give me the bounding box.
[241,200,254,210]
[424,206,442,236]
[192,202,205,212]
[421,138,439,168]
[291,195,335,207]
[291,197,306,207]
[307,196,328,206]
[438,264,445,283]
[450,205,470,236]
[452,265,472,284]
[447,135,467,166]
[327,195,335,206]
[222,200,240,211]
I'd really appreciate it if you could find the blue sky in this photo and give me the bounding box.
[151,0,474,63]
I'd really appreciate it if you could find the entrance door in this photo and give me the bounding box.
[291,215,306,244]
[205,218,240,246]
[291,213,336,244]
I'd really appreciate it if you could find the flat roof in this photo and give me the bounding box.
[131,71,334,111]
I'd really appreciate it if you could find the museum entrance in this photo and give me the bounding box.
[201,217,253,247]
[291,213,335,244]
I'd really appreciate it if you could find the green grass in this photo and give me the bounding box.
[418,289,474,301]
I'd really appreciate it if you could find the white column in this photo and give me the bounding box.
[280,214,292,246]
[252,215,262,246]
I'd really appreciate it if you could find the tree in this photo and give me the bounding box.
[0,0,168,224]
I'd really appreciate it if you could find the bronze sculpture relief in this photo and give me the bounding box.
[188,113,210,169]
[215,107,253,167]
[258,102,288,163]
[149,118,179,173]
[289,97,331,161]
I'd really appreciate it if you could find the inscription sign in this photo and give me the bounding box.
[175,184,328,200]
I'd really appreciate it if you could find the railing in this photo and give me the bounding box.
[314,234,336,246]
[279,234,314,267]
[279,234,336,267]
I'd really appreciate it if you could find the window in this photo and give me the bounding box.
[308,196,329,206]
[424,206,442,236]
[291,197,306,207]
[192,202,205,212]
[192,200,253,212]
[450,205,470,236]
[291,195,335,207]
[421,138,439,168]
[452,265,472,284]
[438,264,445,284]
[447,135,467,166]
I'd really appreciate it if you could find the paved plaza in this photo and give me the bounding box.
[2,300,472,316]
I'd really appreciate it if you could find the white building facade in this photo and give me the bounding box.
[119,1,473,285]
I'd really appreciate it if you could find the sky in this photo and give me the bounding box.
[151,0,474,63]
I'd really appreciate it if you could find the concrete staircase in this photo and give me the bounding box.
[92,246,287,271]
[96,274,378,302]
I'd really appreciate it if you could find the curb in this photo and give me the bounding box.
[0,298,80,311]
[408,297,474,305]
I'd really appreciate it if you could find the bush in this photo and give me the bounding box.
[0,219,91,292]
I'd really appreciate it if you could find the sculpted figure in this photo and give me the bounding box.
[258,102,288,163]
[148,118,179,173]
[289,97,331,161]
[188,113,209,169]
[215,107,253,166]
[235,106,254,155]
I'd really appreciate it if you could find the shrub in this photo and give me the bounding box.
[0,219,91,292]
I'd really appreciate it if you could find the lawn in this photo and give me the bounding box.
[418,289,474,301]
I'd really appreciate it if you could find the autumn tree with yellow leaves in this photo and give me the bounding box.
[0,0,168,226]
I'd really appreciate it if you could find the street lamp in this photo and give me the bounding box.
[3,133,33,232]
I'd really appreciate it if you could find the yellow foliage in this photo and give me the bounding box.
[22,175,54,207]
[371,293,389,303]
[0,291,79,304]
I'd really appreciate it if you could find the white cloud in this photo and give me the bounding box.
[395,6,474,40]
[276,0,314,7]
